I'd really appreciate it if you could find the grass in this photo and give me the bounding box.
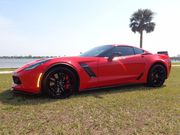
[0,68,16,71]
[172,62,180,65]
[0,67,180,135]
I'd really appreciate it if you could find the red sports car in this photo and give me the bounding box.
[12,45,171,98]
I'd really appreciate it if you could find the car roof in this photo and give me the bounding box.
[112,44,135,47]
[110,44,148,52]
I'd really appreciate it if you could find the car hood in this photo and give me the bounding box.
[48,56,100,67]
[14,58,51,73]
[14,56,99,73]
[50,56,99,62]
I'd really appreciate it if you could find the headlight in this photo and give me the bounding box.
[24,59,50,71]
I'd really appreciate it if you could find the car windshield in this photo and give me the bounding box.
[80,45,114,57]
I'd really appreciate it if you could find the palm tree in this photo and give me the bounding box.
[129,9,155,48]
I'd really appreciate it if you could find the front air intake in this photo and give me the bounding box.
[12,76,22,84]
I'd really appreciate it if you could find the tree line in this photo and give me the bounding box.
[0,56,59,59]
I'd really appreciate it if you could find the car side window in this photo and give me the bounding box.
[117,46,135,56]
[99,47,116,57]
[134,47,144,54]
[100,46,135,57]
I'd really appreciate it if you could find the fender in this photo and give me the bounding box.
[40,62,81,91]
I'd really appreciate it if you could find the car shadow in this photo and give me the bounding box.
[0,84,165,106]
[0,89,57,106]
[74,84,165,99]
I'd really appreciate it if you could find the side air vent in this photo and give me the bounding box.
[79,63,96,78]
[136,73,144,80]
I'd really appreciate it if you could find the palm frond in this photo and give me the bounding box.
[129,9,155,48]
[129,9,155,33]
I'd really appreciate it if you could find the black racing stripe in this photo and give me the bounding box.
[79,63,96,78]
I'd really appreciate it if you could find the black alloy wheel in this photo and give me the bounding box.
[43,67,77,98]
[147,64,166,87]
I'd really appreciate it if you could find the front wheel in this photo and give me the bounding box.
[147,64,167,87]
[43,67,77,98]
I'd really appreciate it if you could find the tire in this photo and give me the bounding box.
[147,64,167,87]
[43,67,77,98]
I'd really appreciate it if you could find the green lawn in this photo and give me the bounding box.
[0,68,16,71]
[172,62,180,65]
[0,67,179,135]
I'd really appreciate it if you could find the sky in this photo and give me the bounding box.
[0,0,180,57]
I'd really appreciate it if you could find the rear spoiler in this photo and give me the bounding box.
[157,51,168,55]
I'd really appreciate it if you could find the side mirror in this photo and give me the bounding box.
[108,52,122,61]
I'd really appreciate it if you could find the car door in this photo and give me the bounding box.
[97,46,146,87]
[116,46,146,81]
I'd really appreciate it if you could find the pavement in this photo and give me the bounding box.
[0,71,13,74]
[0,65,180,74]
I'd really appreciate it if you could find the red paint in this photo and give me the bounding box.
[12,45,171,94]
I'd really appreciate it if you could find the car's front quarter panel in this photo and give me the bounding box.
[38,57,100,91]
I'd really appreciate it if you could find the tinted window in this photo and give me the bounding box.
[80,45,114,57]
[134,48,144,54]
[118,46,134,56]
[100,46,135,57]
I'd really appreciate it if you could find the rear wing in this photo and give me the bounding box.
[157,51,168,55]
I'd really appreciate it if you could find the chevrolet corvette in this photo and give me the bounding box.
[12,45,171,98]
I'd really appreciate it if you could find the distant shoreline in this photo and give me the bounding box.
[0,56,59,59]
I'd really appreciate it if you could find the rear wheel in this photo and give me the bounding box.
[147,64,166,87]
[43,67,77,98]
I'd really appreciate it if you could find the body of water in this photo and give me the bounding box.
[0,58,39,68]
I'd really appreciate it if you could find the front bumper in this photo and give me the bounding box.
[12,70,43,94]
